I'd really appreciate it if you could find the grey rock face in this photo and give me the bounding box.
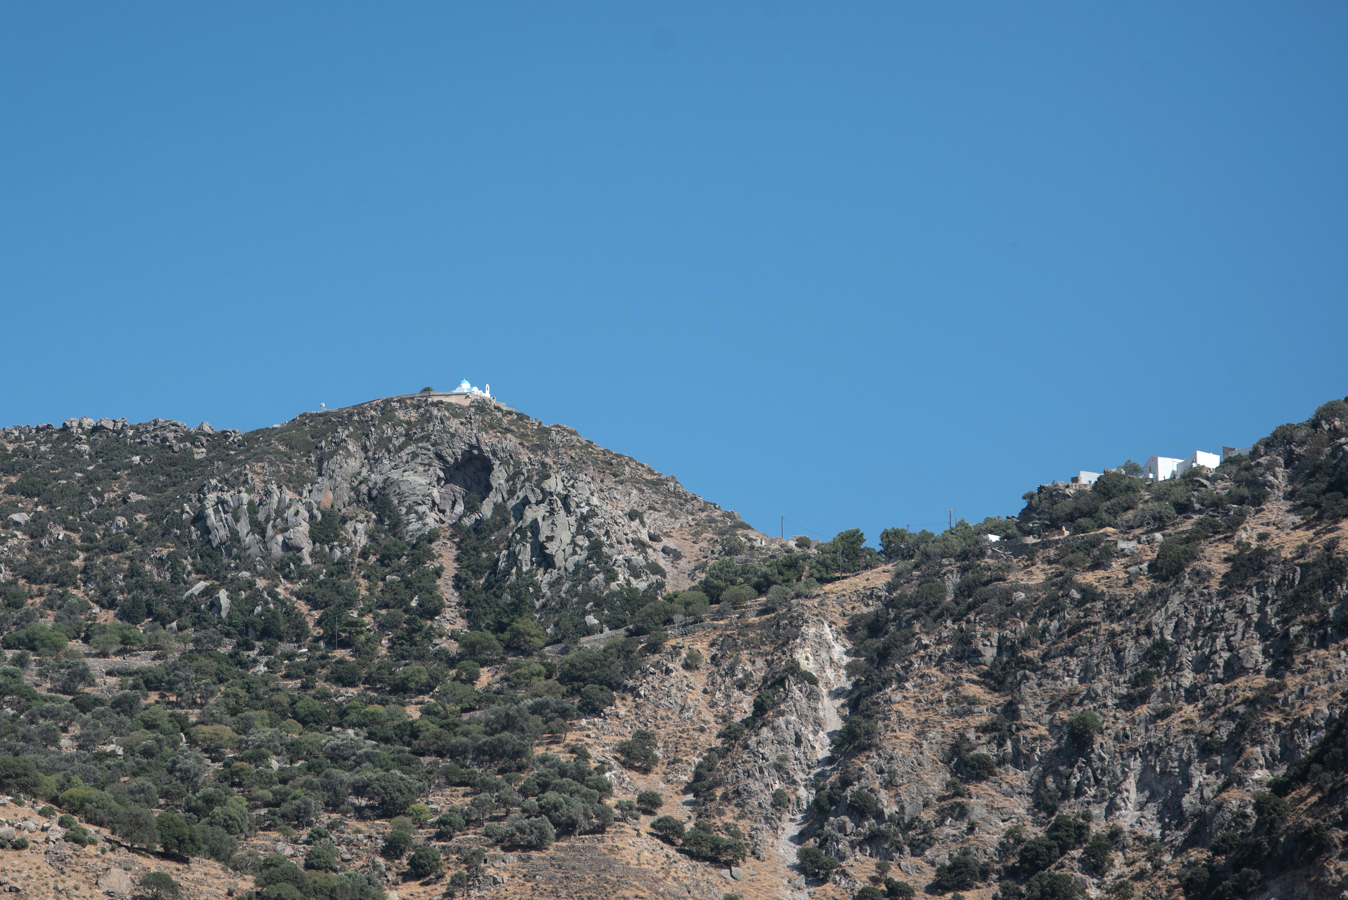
[96,868,134,895]
[184,401,757,602]
[208,589,231,619]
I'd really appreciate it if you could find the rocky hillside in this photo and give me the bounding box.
[0,393,1343,900]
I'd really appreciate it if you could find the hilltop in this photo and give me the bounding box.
[0,394,1344,900]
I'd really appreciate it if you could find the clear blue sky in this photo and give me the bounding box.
[3,4,1346,544]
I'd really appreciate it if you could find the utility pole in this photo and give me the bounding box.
[781,516,784,540]
[948,509,955,530]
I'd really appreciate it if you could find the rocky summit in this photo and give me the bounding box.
[0,393,1345,900]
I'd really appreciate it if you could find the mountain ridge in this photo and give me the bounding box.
[0,394,1343,900]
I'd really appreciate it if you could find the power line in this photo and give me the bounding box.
[782,517,832,539]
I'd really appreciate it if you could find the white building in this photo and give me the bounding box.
[1143,455,1183,482]
[1144,451,1219,481]
[1070,471,1100,486]
[1176,450,1220,477]
[450,379,491,399]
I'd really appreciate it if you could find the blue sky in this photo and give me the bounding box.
[2,3,1345,544]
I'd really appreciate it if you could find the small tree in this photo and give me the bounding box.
[1065,711,1103,753]
[503,617,547,654]
[797,845,842,879]
[650,816,684,844]
[155,812,202,859]
[0,757,43,796]
[635,790,663,814]
[456,631,502,664]
[1081,836,1114,876]
[381,829,413,860]
[1024,872,1085,900]
[720,585,754,607]
[931,850,989,891]
[454,660,481,684]
[848,789,880,821]
[407,845,443,879]
[616,730,659,773]
[885,878,916,900]
[137,872,182,900]
[305,842,339,872]
[113,805,158,850]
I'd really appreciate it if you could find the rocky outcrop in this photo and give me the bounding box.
[96,868,134,894]
[173,399,768,601]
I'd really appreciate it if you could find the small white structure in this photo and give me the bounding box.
[1222,445,1253,461]
[1176,450,1220,477]
[1144,451,1219,481]
[1143,455,1183,482]
[450,379,492,399]
[1070,471,1100,486]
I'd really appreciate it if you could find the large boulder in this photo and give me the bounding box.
[96,868,134,894]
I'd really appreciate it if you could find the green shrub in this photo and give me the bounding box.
[680,826,746,865]
[885,879,916,900]
[717,722,746,744]
[381,829,413,860]
[156,812,202,858]
[720,585,754,607]
[1150,536,1201,579]
[406,845,443,879]
[197,825,236,863]
[309,509,342,545]
[113,806,158,849]
[1024,872,1084,900]
[635,790,663,814]
[931,850,990,891]
[456,631,503,664]
[961,752,997,780]
[797,845,841,879]
[0,757,43,797]
[1081,836,1114,875]
[483,814,555,850]
[62,824,95,846]
[650,816,684,843]
[1253,792,1290,826]
[137,872,181,900]
[615,730,658,773]
[1066,711,1103,752]
[848,789,880,820]
[304,841,338,872]
[0,624,67,655]
[1017,836,1062,876]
